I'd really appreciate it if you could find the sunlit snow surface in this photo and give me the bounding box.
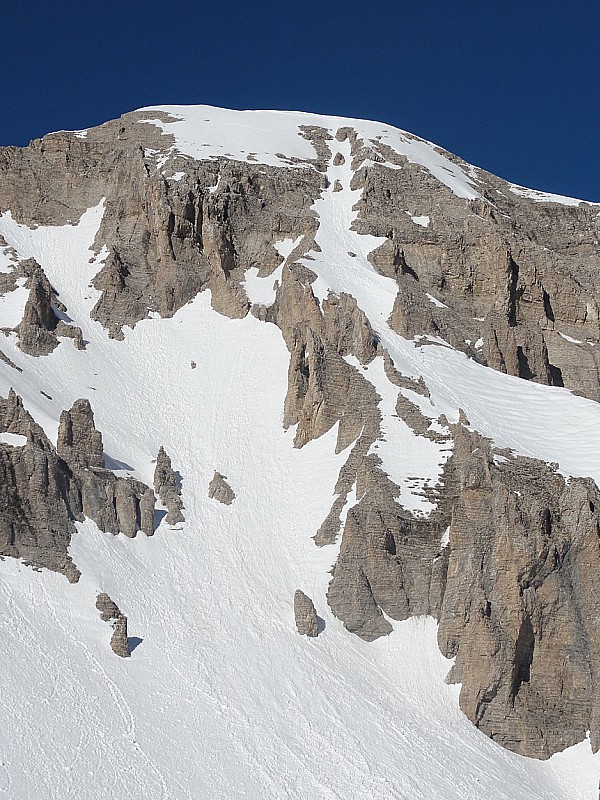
[1,130,600,797]
[138,104,481,199]
[243,236,302,308]
[0,276,28,328]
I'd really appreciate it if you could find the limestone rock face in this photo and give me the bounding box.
[153,446,184,524]
[326,418,600,758]
[294,590,319,637]
[208,471,235,505]
[437,428,600,759]
[1,111,599,399]
[0,391,156,579]
[57,398,104,469]
[0,389,81,582]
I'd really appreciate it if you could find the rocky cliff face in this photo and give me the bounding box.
[1,105,599,763]
[0,388,156,580]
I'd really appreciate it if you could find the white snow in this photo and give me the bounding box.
[440,525,451,548]
[385,334,600,488]
[243,236,303,308]
[168,171,186,181]
[347,354,451,515]
[137,105,481,199]
[1,542,598,800]
[408,212,431,227]
[0,276,29,328]
[274,235,303,262]
[208,174,221,193]
[0,432,26,446]
[300,139,397,320]
[426,292,446,308]
[559,332,583,344]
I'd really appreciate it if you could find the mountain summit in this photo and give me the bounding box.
[1,105,600,799]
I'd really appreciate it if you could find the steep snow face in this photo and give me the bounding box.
[243,236,302,308]
[2,125,600,798]
[137,104,482,199]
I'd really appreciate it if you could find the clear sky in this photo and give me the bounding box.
[2,0,598,201]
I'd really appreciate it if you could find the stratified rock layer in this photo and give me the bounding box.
[153,446,184,524]
[294,590,319,637]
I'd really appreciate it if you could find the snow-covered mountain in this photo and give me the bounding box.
[1,105,600,799]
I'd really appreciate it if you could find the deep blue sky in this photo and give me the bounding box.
[2,1,598,201]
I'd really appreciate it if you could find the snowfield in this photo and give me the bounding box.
[1,108,600,798]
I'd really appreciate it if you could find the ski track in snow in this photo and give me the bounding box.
[0,144,600,797]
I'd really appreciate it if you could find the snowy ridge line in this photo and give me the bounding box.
[135,104,481,199]
[508,182,600,207]
[132,105,596,205]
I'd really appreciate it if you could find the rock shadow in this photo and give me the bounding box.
[103,454,135,471]
[128,636,143,653]
[154,509,167,527]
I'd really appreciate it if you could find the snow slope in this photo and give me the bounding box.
[2,121,600,799]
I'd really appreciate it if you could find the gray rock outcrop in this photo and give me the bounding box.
[437,427,600,759]
[110,617,131,658]
[95,592,121,621]
[57,398,104,469]
[208,471,235,505]
[5,259,85,355]
[0,391,156,580]
[17,269,60,355]
[153,446,184,524]
[0,389,81,581]
[96,592,130,657]
[294,590,319,637]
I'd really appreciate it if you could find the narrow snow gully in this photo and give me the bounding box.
[299,135,453,514]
